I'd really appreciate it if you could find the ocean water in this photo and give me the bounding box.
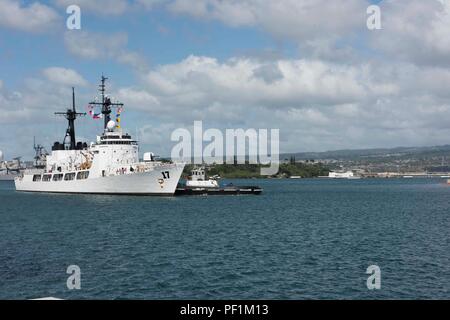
[0,178,449,300]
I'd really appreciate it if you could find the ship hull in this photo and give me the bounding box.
[15,164,184,196]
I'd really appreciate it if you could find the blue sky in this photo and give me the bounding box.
[0,1,290,86]
[1,0,450,159]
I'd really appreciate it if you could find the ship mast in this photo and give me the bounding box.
[33,136,48,168]
[55,88,86,150]
[89,75,124,129]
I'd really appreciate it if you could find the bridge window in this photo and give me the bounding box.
[64,173,76,181]
[52,174,63,181]
[42,174,52,182]
[33,174,41,182]
[77,171,89,180]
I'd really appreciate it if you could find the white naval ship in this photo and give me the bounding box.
[15,76,184,195]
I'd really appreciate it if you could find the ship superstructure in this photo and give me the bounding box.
[15,76,184,195]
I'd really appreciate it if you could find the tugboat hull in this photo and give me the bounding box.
[175,186,263,196]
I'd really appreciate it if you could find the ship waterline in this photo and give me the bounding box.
[15,163,184,195]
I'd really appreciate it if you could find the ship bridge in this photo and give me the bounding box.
[98,131,138,145]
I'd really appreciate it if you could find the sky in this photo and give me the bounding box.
[1,0,450,159]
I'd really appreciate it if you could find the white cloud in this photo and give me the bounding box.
[168,0,369,57]
[54,0,129,15]
[64,31,128,59]
[109,54,450,153]
[169,0,257,27]
[116,51,149,73]
[371,0,450,66]
[117,88,161,110]
[136,0,168,10]
[166,0,450,66]
[64,31,149,71]
[0,0,60,32]
[3,55,450,157]
[140,55,369,112]
[42,67,88,87]
[0,67,92,127]
[54,0,167,15]
[0,71,98,158]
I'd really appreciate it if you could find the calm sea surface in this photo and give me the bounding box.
[0,178,449,299]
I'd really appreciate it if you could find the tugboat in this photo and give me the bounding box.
[175,167,262,195]
[15,76,185,195]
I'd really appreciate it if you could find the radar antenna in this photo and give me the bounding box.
[54,88,86,150]
[88,75,124,129]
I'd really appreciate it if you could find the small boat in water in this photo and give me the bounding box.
[175,167,262,195]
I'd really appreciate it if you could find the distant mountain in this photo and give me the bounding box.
[282,145,450,161]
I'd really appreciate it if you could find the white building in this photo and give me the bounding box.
[328,171,355,179]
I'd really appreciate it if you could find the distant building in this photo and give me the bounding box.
[328,171,354,178]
